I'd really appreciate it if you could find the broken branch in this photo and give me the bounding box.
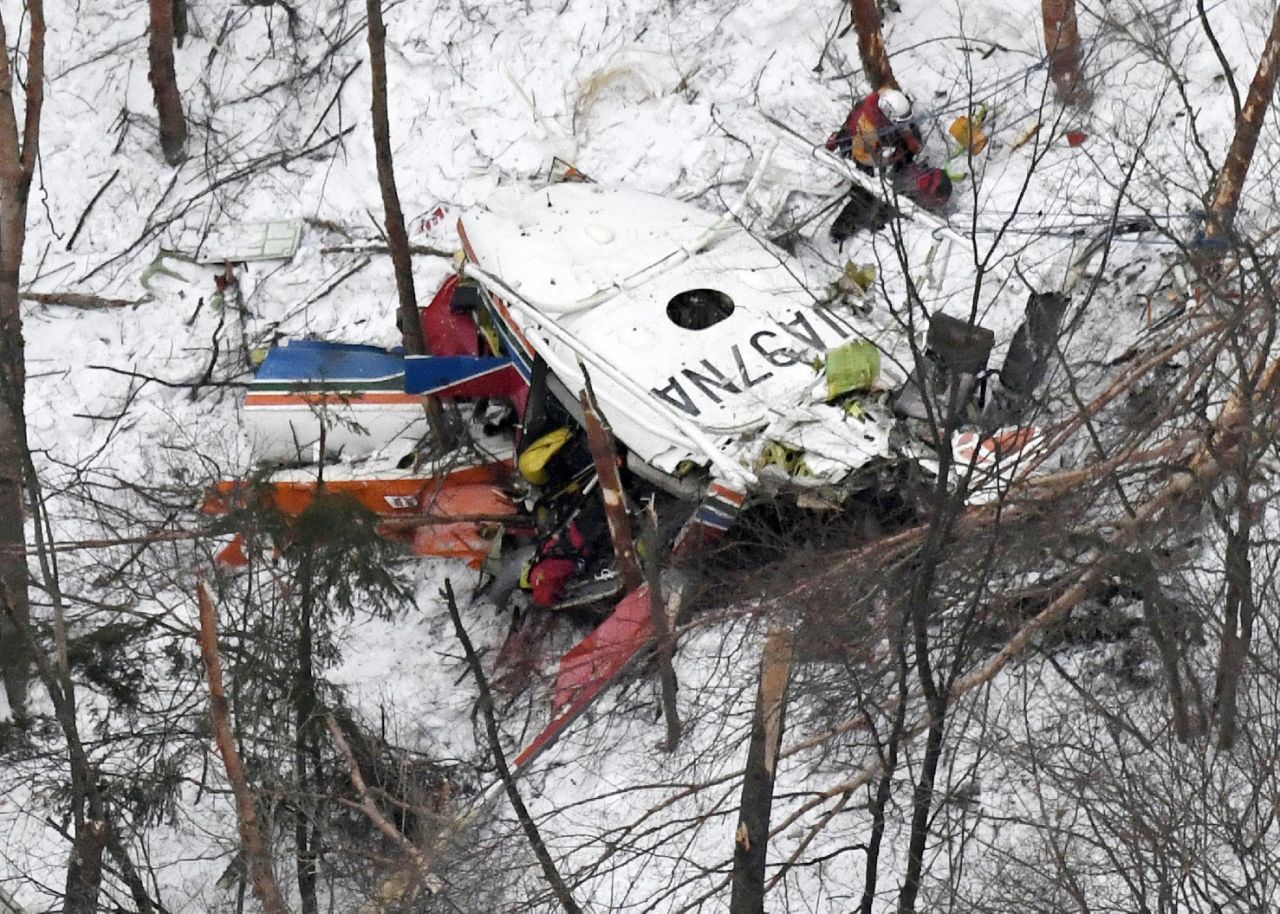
[319,243,453,258]
[443,580,586,914]
[22,291,139,309]
[196,581,290,914]
[326,716,430,868]
[64,169,120,251]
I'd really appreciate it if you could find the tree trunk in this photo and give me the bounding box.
[294,545,319,914]
[366,0,425,356]
[197,582,290,914]
[105,826,157,914]
[859,634,909,914]
[0,1,44,719]
[172,0,187,48]
[0,378,27,714]
[579,376,644,593]
[730,628,794,914]
[897,706,945,914]
[1214,523,1254,749]
[850,0,897,91]
[63,820,107,914]
[1206,2,1280,239]
[1142,587,1196,742]
[898,516,954,914]
[366,0,456,450]
[0,276,22,707]
[641,515,682,752]
[1042,0,1086,105]
[148,0,186,165]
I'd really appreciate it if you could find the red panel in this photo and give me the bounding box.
[512,587,655,770]
[420,275,481,356]
[552,586,654,711]
[412,483,520,568]
[216,534,250,568]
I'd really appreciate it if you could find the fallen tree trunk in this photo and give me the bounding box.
[21,291,138,309]
[320,243,453,257]
[579,373,643,592]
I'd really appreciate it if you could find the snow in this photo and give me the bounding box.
[2,0,1277,909]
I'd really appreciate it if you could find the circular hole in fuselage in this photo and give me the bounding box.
[666,288,735,330]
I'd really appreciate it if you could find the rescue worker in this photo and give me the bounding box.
[826,87,950,238]
[515,424,609,608]
[826,87,922,172]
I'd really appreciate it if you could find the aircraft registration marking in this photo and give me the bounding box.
[650,305,866,417]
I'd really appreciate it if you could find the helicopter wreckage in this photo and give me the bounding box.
[206,162,1068,766]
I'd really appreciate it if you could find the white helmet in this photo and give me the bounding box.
[878,89,913,123]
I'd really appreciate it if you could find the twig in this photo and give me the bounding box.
[0,528,202,556]
[301,60,362,148]
[86,364,248,390]
[65,169,120,251]
[302,256,370,306]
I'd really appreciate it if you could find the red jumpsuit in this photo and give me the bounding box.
[826,92,922,169]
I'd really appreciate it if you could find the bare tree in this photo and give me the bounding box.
[366,0,425,356]
[850,0,897,91]
[0,0,44,717]
[1206,2,1280,239]
[148,0,187,165]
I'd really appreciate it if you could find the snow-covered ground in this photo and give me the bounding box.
[3,0,1278,910]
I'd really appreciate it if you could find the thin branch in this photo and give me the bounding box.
[443,580,586,914]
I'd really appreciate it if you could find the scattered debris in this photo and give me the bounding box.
[196,219,304,265]
[1010,121,1042,152]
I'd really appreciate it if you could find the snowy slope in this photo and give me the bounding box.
[1,0,1272,910]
